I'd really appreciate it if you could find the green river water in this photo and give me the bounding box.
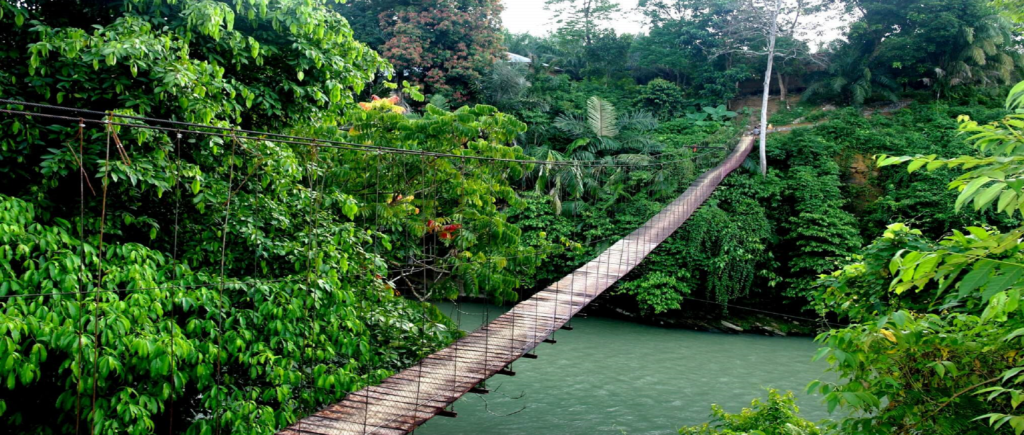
[417,302,833,435]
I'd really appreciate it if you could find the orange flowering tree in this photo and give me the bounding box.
[378,0,505,102]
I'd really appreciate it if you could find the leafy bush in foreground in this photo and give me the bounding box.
[679,389,825,435]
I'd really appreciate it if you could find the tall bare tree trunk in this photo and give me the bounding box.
[758,0,781,177]
[777,70,788,109]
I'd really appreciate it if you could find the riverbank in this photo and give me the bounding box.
[584,294,823,337]
[457,290,825,338]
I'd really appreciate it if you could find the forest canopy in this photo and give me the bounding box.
[1,0,1024,434]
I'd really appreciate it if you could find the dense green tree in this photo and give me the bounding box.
[633,0,753,105]
[803,42,900,105]
[619,178,778,313]
[0,0,387,135]
[331,0,407,50]
[634,79,691,120]
[762,129,862,296]
[338,97,555,304]
[0,1,540,433]
[545,0,622,47]
[476,62,535,111]
[346,0,505,102]
[808,0,1022,104]
[520,97,663,213]
[541,0,636,81]
[810,83,1024,435]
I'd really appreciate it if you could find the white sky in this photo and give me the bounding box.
[501,0,851,49]
[502,0,647,36]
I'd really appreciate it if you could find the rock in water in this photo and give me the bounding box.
[720,321,743,333]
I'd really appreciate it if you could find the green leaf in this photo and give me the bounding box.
[975,182,1007,211]
[1010,416,1024,435]
[892,311,909,327]
[1007,80,1024,109]
[999,190,1018,213]
[932,361,946,378]
[960,260,997,297]
[878,156,904,167]
[342,203,358,220]
[806,380,822,394]
[1003,367,1024,382]
[958,176,993,211]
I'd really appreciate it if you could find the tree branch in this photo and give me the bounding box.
[900,376,1002,434]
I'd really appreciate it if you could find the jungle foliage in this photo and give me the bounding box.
[0,1,543,433]
[807,84,1024,434]
[1,0,1024,433]
[805,0,1023,104]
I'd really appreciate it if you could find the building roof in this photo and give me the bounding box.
[505,52,532,63]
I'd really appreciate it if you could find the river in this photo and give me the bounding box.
[417,301,833,435]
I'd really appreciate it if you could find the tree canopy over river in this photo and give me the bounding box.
[1,0,1024,434]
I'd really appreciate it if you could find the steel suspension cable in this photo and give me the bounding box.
[367,150,382,434]
[89,116,114,431]
[74,119,88,435]
[213,134,239,435]
[0,103,723,168]
[169,129,184,435]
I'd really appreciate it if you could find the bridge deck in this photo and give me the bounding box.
[280,137,756,435]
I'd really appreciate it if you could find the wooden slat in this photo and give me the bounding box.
[278,137,755,435]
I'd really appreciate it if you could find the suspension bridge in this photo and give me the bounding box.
[0,98,754,435]
[280,136,756,435]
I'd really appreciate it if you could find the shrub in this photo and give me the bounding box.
[635,79,691,120]
[679,389,826,435]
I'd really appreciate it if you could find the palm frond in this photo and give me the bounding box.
[802,82,824,101]
[982,40,997,56]
[879,89,900,103]
[614,153,655,166]
[587,97,619,138]
[591,136,621,154]
[618,110,658,133]
[548,187,562,215]
[851,81,867,105]
[741,155,761,174]
[554,113,590,137]
[570,150,597,161]
[962,26,976,44]
[875,74,899,91]
[618,135,662,154]
[830,76,848,94]
[965,46,987,65]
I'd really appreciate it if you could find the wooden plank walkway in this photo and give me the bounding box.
[280,137,756,435]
